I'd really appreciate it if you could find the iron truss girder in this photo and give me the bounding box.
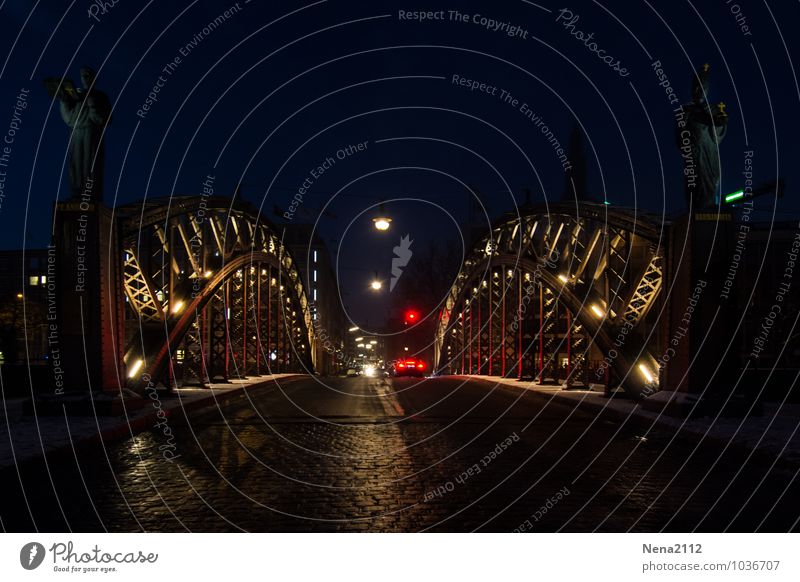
[435,203,666,398]
[622,252,664,326]
[122,249,165,322]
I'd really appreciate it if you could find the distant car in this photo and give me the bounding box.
[394,357,426,377]
[345,368,359,377]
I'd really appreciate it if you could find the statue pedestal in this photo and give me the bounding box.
[662,211,743,413]
[52,201,124,395]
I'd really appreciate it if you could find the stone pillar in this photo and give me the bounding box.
[664,211,738,400]
[53,201,123,394]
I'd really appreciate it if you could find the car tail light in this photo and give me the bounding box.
[397,363,405,368]
[416,363,424,369]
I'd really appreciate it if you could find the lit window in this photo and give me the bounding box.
[313,270,317,282]
[313,289,317,301]
[40,276,47,284]
[29,276,39,286]
[313,250,318,263]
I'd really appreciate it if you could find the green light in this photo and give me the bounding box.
[603,200,611,205]
[724,190,745,203]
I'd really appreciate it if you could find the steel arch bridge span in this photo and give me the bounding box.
[434,203,665,398]
[118,196,316,391]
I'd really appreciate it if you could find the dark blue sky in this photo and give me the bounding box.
[1,0,798,326]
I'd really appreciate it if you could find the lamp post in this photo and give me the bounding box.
[372,201,392,231]
[370,270,383,291]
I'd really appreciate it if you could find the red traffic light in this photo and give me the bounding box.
[404,309,419,324]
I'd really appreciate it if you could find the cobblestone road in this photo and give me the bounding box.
[1,375,798,532]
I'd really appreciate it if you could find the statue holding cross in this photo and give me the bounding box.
[677,63,729,210]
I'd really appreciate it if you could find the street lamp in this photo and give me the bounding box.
[372,201,392,231]
[373,217,391,231]
[370,270,383,291]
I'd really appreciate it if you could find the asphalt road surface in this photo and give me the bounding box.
[1,374,798,532]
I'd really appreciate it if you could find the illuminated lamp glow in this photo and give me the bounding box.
[638,363,655,384]
[373,217,392,231]
[590,304,605,318]
[128,359,144,378]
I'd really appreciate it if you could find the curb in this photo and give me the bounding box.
[466,375,800,467]
[4,374,306,469]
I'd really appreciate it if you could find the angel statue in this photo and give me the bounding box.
[44,67,112,201]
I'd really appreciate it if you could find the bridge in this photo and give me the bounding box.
[116,195,318,390]
[52,196,319,394]
[51,197,693,400]
[434,202,667,398]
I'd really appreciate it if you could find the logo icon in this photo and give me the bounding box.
[20,542,46,570]
[390,234,413,292]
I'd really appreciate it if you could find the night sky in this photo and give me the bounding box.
[1,0,798,328]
